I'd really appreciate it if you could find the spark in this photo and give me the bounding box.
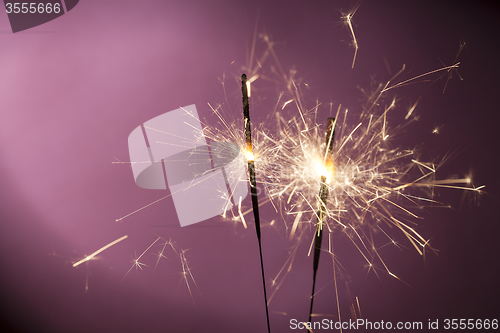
[122,237,161,281]
[73,235,128,267]
[238,195,248,229]
[443,41,465,93]
[405,97,421,120]
[282,99,294,110]
[432,125,443,134]
[341,3,360,68]
[289,211,302,241]
[356,296,362,318]
[116,194,172,222]
[382,63,460,93]
[179,249,199,301]
[111,236,198,298]
[154,238,176,271]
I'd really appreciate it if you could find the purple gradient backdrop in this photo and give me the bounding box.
[0,1,498,332]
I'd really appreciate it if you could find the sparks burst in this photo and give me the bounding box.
[200,28,485,317]
[108,7,484,323]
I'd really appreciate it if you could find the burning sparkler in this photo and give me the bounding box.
[106,6,484,326]
[241,73,271,333]
[231,29,484,324]
[309,117,336,323]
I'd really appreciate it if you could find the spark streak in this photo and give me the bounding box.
[107,12,483,323]
[341,3,360,68]
[122,237,161,281]
[241,37,484,319]
[73,235,128,267]
[180,249,199,301]
[238,195,248,229]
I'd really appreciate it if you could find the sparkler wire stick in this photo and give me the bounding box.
[308,117,336,323]
[241,73,271,333]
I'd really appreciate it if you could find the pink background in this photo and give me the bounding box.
[0,1,498,332]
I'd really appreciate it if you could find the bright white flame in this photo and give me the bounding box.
[244,148,255,161]
[314,159,334,183]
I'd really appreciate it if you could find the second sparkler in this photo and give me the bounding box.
[309,117,336,322]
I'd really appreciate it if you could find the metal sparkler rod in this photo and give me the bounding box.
[241,73,271,333]
[309,117,336,323]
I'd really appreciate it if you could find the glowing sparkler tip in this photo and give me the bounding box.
[246,81,252,98]
[314,159,335,183]
[243,146,255,161]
